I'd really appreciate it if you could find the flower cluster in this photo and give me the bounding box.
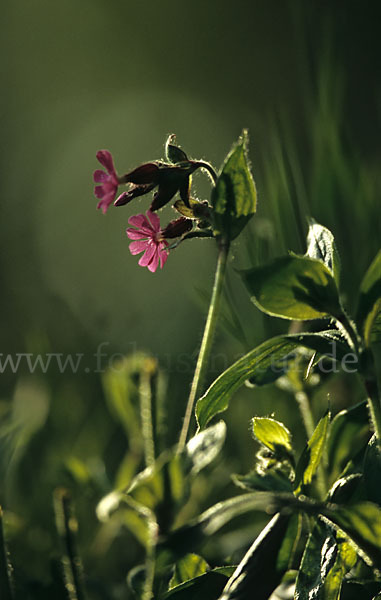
[93,137,214,272]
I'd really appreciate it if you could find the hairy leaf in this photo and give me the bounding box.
[356,250,381,346]
[295,521,356,600]
[240,255,341,320]
[169,554,209,589]
[323,501,381,567]
[364,434,381,506]
[212,130,257,240]
[163,568,234,599]
[327,401,370,482]
[306,218,341,284]
[252,417,293,455]
[162,492,282,557]
[233,470,293,494]
[218,514,291,600]
[196,332,348,429]
[294,411,330,493]
[185,421,226,475]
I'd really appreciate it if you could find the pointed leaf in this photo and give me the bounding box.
[356,251,381,346]
[169,554,209,589]
[252,417,292,455]
[364,434,381,506]
[294,412,330,493]
[240,255,341,320]
[219,514,290,600]
[185,421,226,474]
[233,469,293,493]
[327,401,370,482]
[295,521,356,600]
[212,130,257,240]
[162,492,282,557]
[306,218,341,284]
[323,501,381,567]
[196,332,347,430]
[163,568,234,599]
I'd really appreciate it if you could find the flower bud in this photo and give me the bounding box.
[161,217,193,239]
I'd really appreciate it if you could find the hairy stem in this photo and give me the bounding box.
[139,361,156,468]
[365,376,381,445]
[178,241,230,451]
[0,507,14,600]
[294,390,315,440]
[334,310,361,354]
[53,489,87,600]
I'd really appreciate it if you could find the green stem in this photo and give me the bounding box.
[125,498,158,600]
[334,310,361,354]
[294,390,315,440]
[336,312,381,444]
[177,241,230,452]
[195,160,218,184]
[139,362,156,468]
[365,375,381,445]
[53,489,87,600]
[0,507,14,600]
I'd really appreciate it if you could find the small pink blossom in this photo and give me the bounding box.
[94,150,122,214]
[126,211,169,273]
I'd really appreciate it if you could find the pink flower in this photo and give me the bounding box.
[94,150,121,214]
[126,211,169,273]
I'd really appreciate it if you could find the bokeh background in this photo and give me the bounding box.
[1,1,381,598]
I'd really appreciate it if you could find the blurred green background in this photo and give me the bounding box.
[1,0,381,598]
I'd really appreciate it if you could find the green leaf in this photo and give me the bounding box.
[219,514,291,600]
[327,401,370,482]
[294,411,330,493]
[295,521,356,600]
[212,130,257,240]
[101,354,148,440]
[162,492,282,557]
[185,421,226,475]
[240,255,341,320]
[252,417,293,456]
[169,554,209,589]
[233,469,293,493]
[323,501,381,568]
[196,332,346,430]
[0,508,14,600]
[162,568,234,599]
[327,474,364,505]
[364,434,381,506]
[356,250,381,346]
[306,218,341,284]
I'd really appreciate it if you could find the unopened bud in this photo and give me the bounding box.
[162,217,193,239]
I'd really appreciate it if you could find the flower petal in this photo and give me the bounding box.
[159,246,169,269]
[146,210,160,232]
[95,185,107,198]
[128,213,153,232]
[147,251,160,273]
[126,228,149,240]
[93,169,108,183]
[129,240,149,255]
[96,150,115,174]
[138,242,157,267]
[97,192,115,213]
